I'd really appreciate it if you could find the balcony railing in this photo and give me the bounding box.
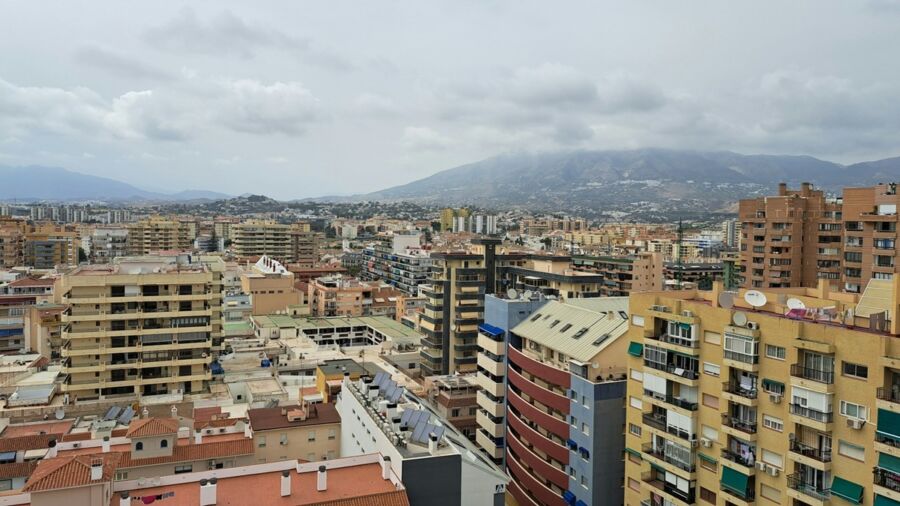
[787,473,831,501]
[878,386,900,403]
[721,448,755,468]
[643,361,699,380]
[791,364,834,384]
[724,350,759,365]
[641,443,695,472]
[790,440,832,463]
[723,416,757,434]
[655,334,699,349]
[723,381,758,399]
[789,403,833,423]
[874,468,900,493]
[643,389,699,411]
[642,413,694,442]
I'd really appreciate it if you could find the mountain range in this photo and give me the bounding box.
[0,166,231,202]
[3,150,900,218]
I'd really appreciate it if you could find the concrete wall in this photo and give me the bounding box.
[253,424,340,463]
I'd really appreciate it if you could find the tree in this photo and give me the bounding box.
[77,247,88,263]
[540,237,552,250]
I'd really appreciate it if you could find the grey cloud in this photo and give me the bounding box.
[215,79,324,136]
[143,8,353,71]
[74,45,173,81]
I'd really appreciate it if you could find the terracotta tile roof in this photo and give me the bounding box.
[0,461,38,479]
[194,418,240,430]
[1,420,73,438]
[314,491,411,506]
[24,453,121,492]
[119,438,254,468]
[0,433,60,452]
[125,418,179,438]
[192,407,222,425]
[8,277,55,287]
[248,403,340,432]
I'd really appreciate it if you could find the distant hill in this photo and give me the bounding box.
[340,149,900,219]
[0,166,231,202]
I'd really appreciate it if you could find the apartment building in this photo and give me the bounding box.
[126,217,195,255]
[58,255,224,401]
[841,183,900,293]
[361,233,430,295]
[247,402,341,463]
[84,226,128,262]
[423,375,479,440]
[624,279,900,506]
[522,217,587,236]
[289,221,319,267]
[721,250,742,290]
[25,223,79,268]
[0,218,26,268]
[500,298,629,506]
[570,252,664,296]
[230,220,292,260]
[440,208,471,232]
[24,302,66,357]
[307,275,402,318]
[336,372,508,506]
[240,256,302,315]
[664,262,724,290]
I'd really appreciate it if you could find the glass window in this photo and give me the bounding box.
[765,344,785,360]
[841,361,868,379]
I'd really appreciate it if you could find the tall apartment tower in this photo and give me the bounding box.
[126,217,195,255]
[624,281,900,506]
[0,218,26,268]
[25,222,79,268]
[230,220,292,260]
[740,182,900,293]
[289,222,318,267]
[58,255,223,401]
[739,183,842,289]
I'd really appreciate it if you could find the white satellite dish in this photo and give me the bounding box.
[786,298,806,310]
[718,292,734,309]
[744,290,768,308]
[523,290,534,300]
[507,288,519,299]
[54,409,65,420]
[732,311,748,327]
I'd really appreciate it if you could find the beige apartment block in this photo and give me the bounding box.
[25,222,79,268]
[230,220,292,260]
[624,279,900,506]
[126,217,195,255]
[247,402,341,463]
[240,256,302,315]
[58,255,223,401]
[0,218,26,268]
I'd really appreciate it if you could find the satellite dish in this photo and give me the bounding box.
[54,409,65,420]
[507,288,519,299]
[718,292,734,309]
[524,290,534,300]
[744,290,768,308]
[786,298,806,310]
[732,311,748,327]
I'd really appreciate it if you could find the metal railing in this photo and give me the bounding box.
[791,364,834,384]
[790,440,832,463]
[874,468,900,493]
[643,389,699,411]
[723,381,758,399]
[787,473,830,501]
[789,403,833,423]
[724,416,757,434]
[721,448,755,468]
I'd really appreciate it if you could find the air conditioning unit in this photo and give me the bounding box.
[756,461,767,471]
[769,393,782,404]
[650,305,670,313]
[690,439,699,448]
[682,310,694,317]
[767,466,780,477]
[700,438,712,448]
[847,418,865,429]
[747,322,760,330]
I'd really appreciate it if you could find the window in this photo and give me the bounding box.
[702,394,719,409]
[762,379,785,395]
[629,423,641,436]
[559,323,572,332]
[760,484,781,503]
[700,487,716,504]
[581,423,590,436]
[580,475,588,488]
[308,431,316,442]
[630,369,643,382]
[328,428,337,440]
[842,361,868,379]
[703,331,721,345]
[135,442,143,451]
[628,478,640,491]
[761,450,783,469]
[702,362,720,377]
[160,439,168,448]
[257,436,266,448]
[451,408,460,417]
[629,396,643,410]
[700,456,717,472]
[838,440,865,462]
[840,400,867,420]
[762,415,783,432]
[114,472,128,481]
[174,465,192,474]
[765,344,785,360]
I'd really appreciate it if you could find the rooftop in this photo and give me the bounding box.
[125,418,180,438]
[248,402,341,431]
[24,453,121,492]
[318,359,370,377]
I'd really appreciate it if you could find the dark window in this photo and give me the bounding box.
[700,487,716,504]
[160,439,168,448]
[842,361,868,379]
[135,442,143,451]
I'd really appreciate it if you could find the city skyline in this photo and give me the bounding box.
[2,1,900,199]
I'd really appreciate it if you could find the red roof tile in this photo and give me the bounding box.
[248,403,340,432]
[0,461,38,479]
[0,434,60,452]
[118,439,254,468]
[126,418,179,438]
[8,277,55,287]
[315,491,411,506]
[24,453,121,492]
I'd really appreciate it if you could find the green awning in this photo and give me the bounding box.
[628,342,643,357]
[830,476,863,504]
[680,323,691,331]
[625,448,642,458]
[878,408,900,441]
[650,462,667,473]
[876,495,900,506]
[878,452,900,474]
[698,453,717,463]
[721,466,749,496]
[762,379,785,390]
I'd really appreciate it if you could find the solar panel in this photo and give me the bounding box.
[117,407,135,424]
[388,387,404,403]
[400,409,414,426]
[412,420,429,443]
[104,406,121,421]
[373,372,387,386]
[406,410,425,429]
[430,425,446,441]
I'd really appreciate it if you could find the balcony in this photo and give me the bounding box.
[508,367,569,413]
[874,468,900,494]
[643,390,698,411]
[787,473,830,502]
[789,440,832,464]
[791,364,834,384]
[507,389,568,440]
[506,409,568,464]
[878,386,900,412]
[722,381,758,405]
[643,360,699,383]
[506,429,568,490]
[641,471,695,503]
[789,403,833,424]
[721,448,756,471]
[641,442,695,473]
[723,416,757,436]
[508,346,570,388]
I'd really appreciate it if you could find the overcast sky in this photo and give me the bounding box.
[1,1,899,199]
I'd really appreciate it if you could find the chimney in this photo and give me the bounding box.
[243,422,252,438]
[90,458,103,481]
[142,407,149,419]
[171,405,178,418]
[387,403,398,419]
[46,439,58,458]
[368,385,380,401]
[381,456,391,480]
[778,182,787,195]
[102,436,110,453]
[119,492,129,506]
[428,433,438,454]
[200,478,218,506]
[317,465,327,492]
[195,430,202,445]
[280,470,291,497]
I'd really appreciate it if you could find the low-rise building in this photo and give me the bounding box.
[247,402,341,463]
